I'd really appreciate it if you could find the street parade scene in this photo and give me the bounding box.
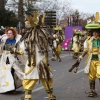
[1,0,100,100]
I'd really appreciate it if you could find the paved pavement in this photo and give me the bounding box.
[1,51,100,100]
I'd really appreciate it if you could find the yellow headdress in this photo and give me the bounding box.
[53,25,62,30]
[85,12,100,29]
[26,11,45,28]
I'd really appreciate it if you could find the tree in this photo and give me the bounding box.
[34,0,73,19]
[25,3,37,15]
[5,0,92,28]
[0,0,18,26]
[18,0,24,22]
[0,0,6,11]
[6,0,37,22]
[0,9,18,27]
[6,0,73,19]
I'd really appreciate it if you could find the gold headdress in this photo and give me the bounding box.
[26,11,45,28]
[73,28,81,35]
[53,25,62,30]
[85,12,100,29]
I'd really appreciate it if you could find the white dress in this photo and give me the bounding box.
[0,35,24,93]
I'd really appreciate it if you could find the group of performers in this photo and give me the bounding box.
[70,18,100,97]
[1,10,100,100]
[0,11,63,100]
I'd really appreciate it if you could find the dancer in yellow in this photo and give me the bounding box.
[72,29,80,58]
[51,25,63,61]
[77,21,100,97]
[79,31,100,97]
[79,31,86,52]
[14,12,61,100]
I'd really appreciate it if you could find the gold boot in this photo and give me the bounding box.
[21,91,32,100]
[51,57,56,61]
[51,52,56,61]
[88,80,97,97]
[48,93,56,100]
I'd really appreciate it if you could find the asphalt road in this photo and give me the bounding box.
[1,51,100,100]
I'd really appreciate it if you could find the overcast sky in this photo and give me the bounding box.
[70,0,100,14]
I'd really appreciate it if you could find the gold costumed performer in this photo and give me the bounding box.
[51,25,63,61]
[69,19,100,97]
[79,31,86,52]
[72,29,80,58]
[14,12,61,100]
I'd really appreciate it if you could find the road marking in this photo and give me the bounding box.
[77,68,84,73]
[20,53,84,93]
[31,54,83,93]
[61,55,70,58]
[32,86,44,93]
[44,97,48,98]
[32,68,84,93]
[32,54,84,93]
[49,54,70,60]
[32,75,64,93]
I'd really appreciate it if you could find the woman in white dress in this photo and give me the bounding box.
[0,27,23,93]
